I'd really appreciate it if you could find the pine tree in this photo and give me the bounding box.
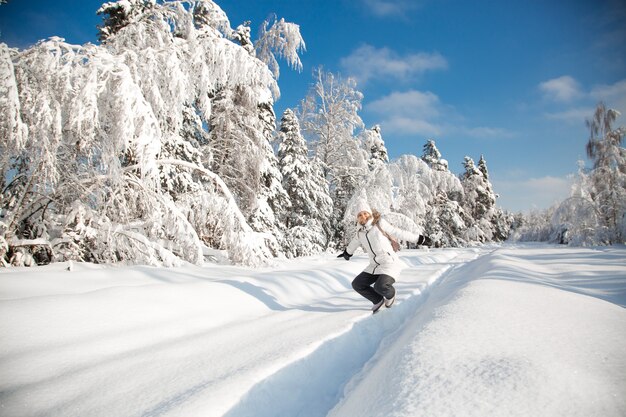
[460,156,497,241]
[277,109,333,256]
[478,155,489,179]
[247,96,291,257]
[233,21,254,55]
[363,125,389,170]
[96,0,155,42]
[477,155,511,241]
[422,139,448,171]
[424,191,467,247]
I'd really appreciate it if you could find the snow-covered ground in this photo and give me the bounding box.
[1,244,625,417]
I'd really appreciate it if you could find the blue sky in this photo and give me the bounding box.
[1,0,625,212]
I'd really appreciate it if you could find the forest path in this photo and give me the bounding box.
[219,249,487,417]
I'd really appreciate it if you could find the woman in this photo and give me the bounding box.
[337,201,431,313]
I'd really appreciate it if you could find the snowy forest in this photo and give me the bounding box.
[0,0,624,267]
[512,102,626,246]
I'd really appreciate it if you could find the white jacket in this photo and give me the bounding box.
[346,218,421,279]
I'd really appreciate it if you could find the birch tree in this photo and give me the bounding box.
[300,68,368,242]
[585,102,626,243]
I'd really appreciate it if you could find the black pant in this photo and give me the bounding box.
[351,271,396,304]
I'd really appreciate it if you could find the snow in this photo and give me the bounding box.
[1,244,625,417]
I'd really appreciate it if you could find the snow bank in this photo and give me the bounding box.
[328,245,626,417]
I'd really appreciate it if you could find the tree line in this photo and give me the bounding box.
[511,103,625,246]
[2,0,621,267]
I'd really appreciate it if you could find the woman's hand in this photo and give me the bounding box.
[418,235,433,247]
[337,250,352,260]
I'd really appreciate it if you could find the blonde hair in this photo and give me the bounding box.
[371,209,382,225]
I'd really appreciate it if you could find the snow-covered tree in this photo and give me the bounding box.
[96,0,155,41]
[424,191,467,247]
[490,209,513,242]
[585,102,626,244]
[388,155,431,225]
[192,0,233,35]
[208,84,290,259]
[462,155,511,243]
[103,0,303,260]
[247,93,291,257]
[254,15,305,79]
[478,154,489,179]
[549,161,601,246]
[95,0,288,264]
[1,0,306,267]
[344,125,397,238]
[422,139,448,171]
[533,105,625,247]
[0,44,27,193]
[300,68,368,242]
[389,151,464,233]
[209,88,258,209]
[550,196,599,246]
[0,38,181,265]
[233,21,253,54]
[511,104,625,246]
[362,124,389,170]
[277,109,333,256]
[510,206,556,243]
[460,155,497,241]
[201,10,304,257]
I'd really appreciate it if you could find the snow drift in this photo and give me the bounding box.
[0,244,624,417]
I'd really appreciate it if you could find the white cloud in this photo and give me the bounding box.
[379,116,442,137]
[541,78,626,124]
[365,89,514,139]
[360,0,421,17]
[539,75,583,102]
[590,79,626,119]
[590,79,626,99]
[493,175,573,213]
[451,126,515,139]
[365,90,444,136]
[366,90,441,118]
[544,107,595,122]
[340,45,447,85]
